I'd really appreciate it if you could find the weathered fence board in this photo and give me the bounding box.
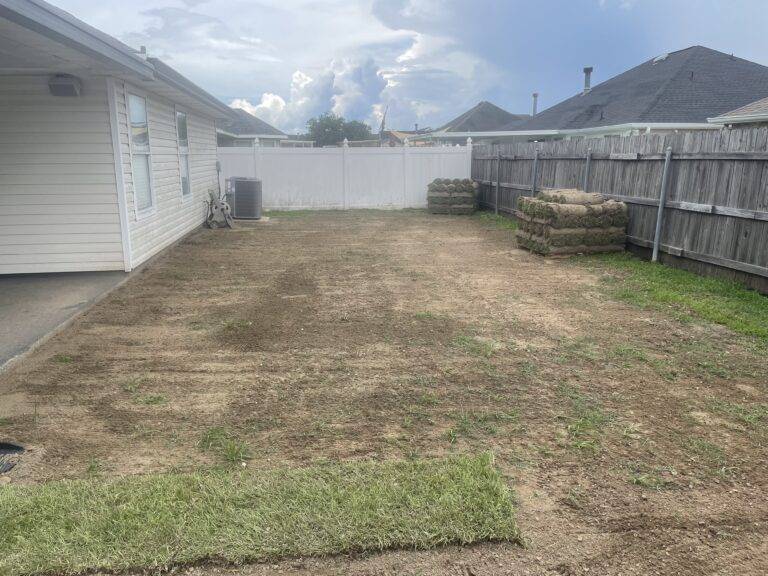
[473,127,768,292]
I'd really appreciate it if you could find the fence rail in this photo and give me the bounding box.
[472,127,768,292]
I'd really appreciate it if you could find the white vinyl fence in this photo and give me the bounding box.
[217,142,472,210]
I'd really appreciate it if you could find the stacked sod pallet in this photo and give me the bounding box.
[515,189,628,256]
[427,178,477,215]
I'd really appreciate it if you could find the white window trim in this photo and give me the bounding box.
[175,105,193,202]
[124,87,156,221]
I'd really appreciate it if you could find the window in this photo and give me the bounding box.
[176,110,191,197]
[128,94,152,212]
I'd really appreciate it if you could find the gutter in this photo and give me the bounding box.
[0,0,154,79]
[216,129,288,139]
[707,113,768,125]
[417,122,719,140]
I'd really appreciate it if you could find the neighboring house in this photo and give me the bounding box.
[421,101,531,145]
[483,46,768,143]
[0,0,232,275]
[216,108,287,147]
[708,95,768,127]
[380,128,432,146]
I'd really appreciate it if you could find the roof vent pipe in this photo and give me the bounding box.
[583,66,593,94]
[532,92,539,116]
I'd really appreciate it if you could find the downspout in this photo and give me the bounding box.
[106,76,133,272]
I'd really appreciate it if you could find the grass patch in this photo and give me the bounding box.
[0,454,519,576]
[475,211,518,231]
[709,400,768,429]
[557,383,610,452]
[451,335,502,358]
[685,437,733,477]
[447,410,518,441]
[52,353,73,364]
[583,253,768,342]
[199,426,252,464]
[133,394,167,406]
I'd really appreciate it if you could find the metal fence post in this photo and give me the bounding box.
[652,146,673,262]
[495,149,501,214]
[530,148,540,196]
[583,148,592,192]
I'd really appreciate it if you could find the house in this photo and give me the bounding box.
[484,46,768,143]
[380,127,432,147]
[421,101,531,145]
[708,95,768,127]
[0,0,233,275]
[216,108,288,147]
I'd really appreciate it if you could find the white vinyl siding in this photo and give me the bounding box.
[0,75,124,274]
[114,81,217,267]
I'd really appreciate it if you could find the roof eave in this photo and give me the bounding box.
[708,113,768,125]
[0,0,154,79]
[216,129,287,139]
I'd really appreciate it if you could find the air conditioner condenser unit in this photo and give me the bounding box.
[225,177,263,219]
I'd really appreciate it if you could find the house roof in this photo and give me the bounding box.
[510,46,768,131]
[0,0,231,117]
[709,95,768,124]
[218,108,286,138]
[436,101,531,133]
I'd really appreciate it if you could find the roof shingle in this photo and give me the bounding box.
[218,108,286,137]
[436,101,530,133]
[509,46,768,131]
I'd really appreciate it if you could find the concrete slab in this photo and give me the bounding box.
[0,271,127,369]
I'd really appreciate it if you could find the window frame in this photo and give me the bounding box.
[175,106,192,200]
[125,89,155,219]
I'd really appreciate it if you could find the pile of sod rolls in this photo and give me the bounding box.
[515,188,628,256]
[428,178,477,215]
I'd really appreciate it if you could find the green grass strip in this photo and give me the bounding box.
[581,253,768,342]
[0,454,519,576]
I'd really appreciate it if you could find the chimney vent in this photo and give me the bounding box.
[583,66,593,94]
[532,92,539,116]
[415,123,419,132]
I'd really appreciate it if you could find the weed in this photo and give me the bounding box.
[557,383,610,452]
[221,319,252,332]
[608,344,648,365]
[518,360,538,378]
[564,486,586,509]
[121,377,146,394]
[416,392,440,407]
[52,354,73,364]
[0,417,10,427]
[199,426,252,464]
[134,394,167,406]
[452,335,501,358]
[451,410,518,439]
[414,311,437,320]
[86,458,103,477]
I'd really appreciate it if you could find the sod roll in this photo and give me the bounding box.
[538,189,604,205]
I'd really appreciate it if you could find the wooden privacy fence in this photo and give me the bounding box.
[472,128,768,292]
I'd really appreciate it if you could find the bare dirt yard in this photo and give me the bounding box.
[1,210,766,575]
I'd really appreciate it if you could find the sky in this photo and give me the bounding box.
[55,0,768,134]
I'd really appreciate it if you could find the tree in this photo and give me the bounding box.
[305,113,373,147]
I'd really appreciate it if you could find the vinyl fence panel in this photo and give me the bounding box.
[218,144,471,211]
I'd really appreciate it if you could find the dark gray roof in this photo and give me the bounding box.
[437,101,530,132]
[509,46,768,131]
[218,108,286,137]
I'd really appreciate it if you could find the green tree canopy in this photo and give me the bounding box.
[305,113,373,147]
